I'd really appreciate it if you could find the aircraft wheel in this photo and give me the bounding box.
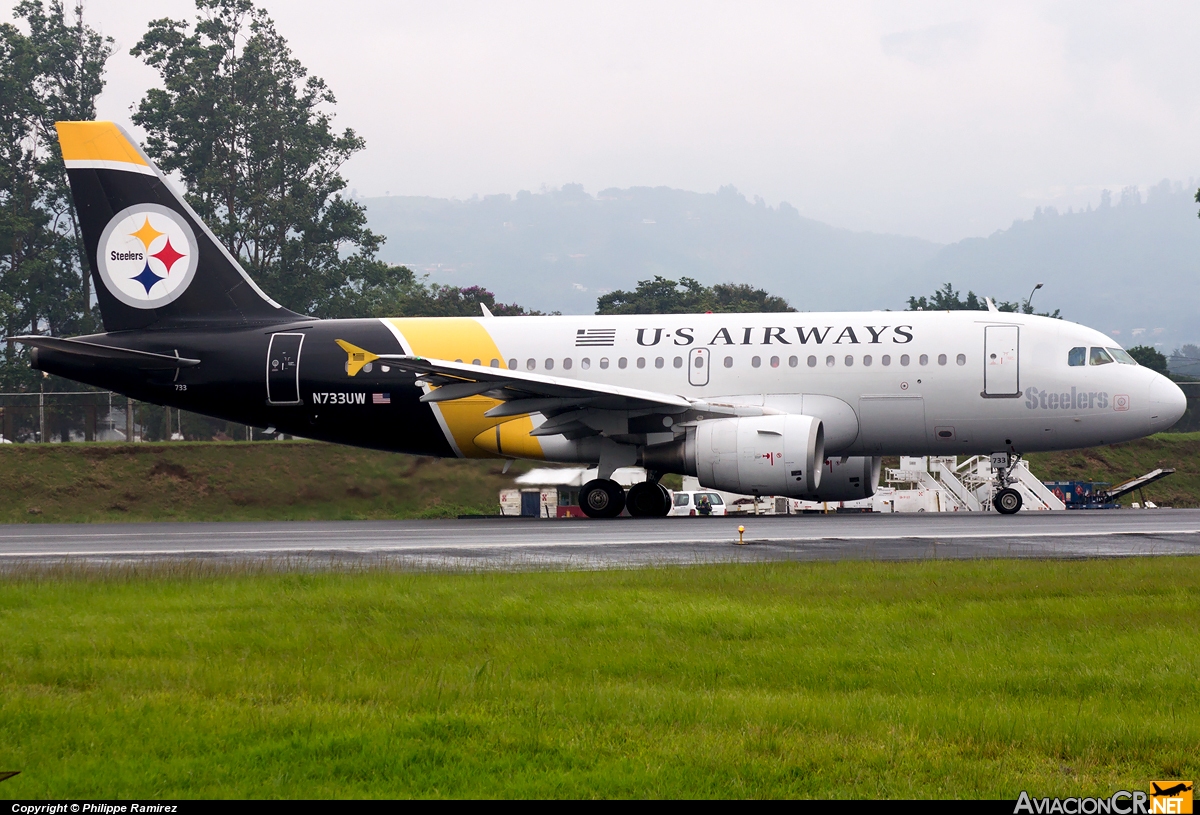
[580,478,626,519]
[627,482,671,518]
[994,488,1023,515]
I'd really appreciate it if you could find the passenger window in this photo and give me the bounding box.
[882,355,891,366]
[863,355,872,366]
[807,355,817,367]
[472,358,481,366]
[900,354,910,366]
[826,355,835,367]
[789,356,798,367]
[1089,347,1114,366]
[752,356,761,368]
[655,357,664,369]
[844,355,853,366]
[956,354,966,366]
[599,358,609,369]
[723,356,733,368]
[919,354,929,366]
[938,354,947,366]
[507,358,516,369]
[581,358,591,369]
[490,359,499,368]
[770,356,780,368]
[673,356,682,368]
[545,358,554,370]
[1108,347,1138,365]
[526,358,535,370]
[636,357,645,369]
[563,358,572,370]
[1068,347,1086,367]
[619,357,628,369]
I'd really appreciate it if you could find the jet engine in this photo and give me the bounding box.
[643,415,824,496]
[799,456,882,502]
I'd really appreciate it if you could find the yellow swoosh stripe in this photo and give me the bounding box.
[56,121,149,167]
[387,317,543,460]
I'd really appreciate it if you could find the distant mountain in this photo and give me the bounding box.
[363,180,1200,349]
[363,185,941,315]
[920,181,1200,351]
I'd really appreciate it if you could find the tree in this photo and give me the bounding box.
[596,275,794,315]
[131,0,394,318]
[1126,345,1168,374]
[907,282,1061,318]
[0,1,111,391]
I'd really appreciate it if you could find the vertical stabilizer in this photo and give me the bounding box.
[56,121,301,332]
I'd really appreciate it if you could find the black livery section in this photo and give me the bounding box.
[66,165,301,332]
[30,318,455,457]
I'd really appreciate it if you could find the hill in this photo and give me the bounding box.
[0,435,1196,524]
[364,185,941,315]
[364,181,1200,350]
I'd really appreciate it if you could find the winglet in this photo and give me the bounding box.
[480,303,494,318]
[985,297,999,313]
[335,339,380,377]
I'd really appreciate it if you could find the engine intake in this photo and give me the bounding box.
[643,415,824,496]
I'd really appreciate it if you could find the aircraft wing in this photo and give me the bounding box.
[377,354,695,417]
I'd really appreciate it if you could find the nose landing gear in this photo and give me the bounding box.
[990,451,1024,515]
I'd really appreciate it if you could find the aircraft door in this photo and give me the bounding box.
[688,347,710,386]
[984,325,1020,396]
[267,333,304,405]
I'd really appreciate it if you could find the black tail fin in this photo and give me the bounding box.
[56,121,302,332]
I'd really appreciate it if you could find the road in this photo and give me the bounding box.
[2,510,1200,569]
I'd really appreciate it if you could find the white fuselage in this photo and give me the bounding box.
[425,310,1185,457]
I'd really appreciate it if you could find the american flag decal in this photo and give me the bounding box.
[575,328,616,347]
[372,393,391,404]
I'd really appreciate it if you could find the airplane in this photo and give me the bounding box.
[1152,783,1193,798]
[7,121,1188,518]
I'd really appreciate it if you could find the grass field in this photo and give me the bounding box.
[0,441,532,523]
[0,558,1197,798]
[0,432,1198,524]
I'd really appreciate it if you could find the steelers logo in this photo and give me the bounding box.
[97,204,198,309]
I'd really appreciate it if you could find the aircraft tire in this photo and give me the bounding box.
[580,478,626,519]
[627,482,671,518]
[994,488,1023,515]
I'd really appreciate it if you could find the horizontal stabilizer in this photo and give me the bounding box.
[8,335,201,370]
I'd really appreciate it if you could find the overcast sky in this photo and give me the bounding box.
[48,0,1200,243]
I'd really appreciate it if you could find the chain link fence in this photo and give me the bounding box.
[0,391,270,443]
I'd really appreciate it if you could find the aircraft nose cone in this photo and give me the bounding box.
[1149,375,1187,432]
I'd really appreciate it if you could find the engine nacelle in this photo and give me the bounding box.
[799,456,882,502]
[656,415,824,497]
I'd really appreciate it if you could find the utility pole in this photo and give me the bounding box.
[126,396,134,442]
[38,384,45,443]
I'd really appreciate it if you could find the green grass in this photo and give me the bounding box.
[1028,431,1200,506]
[0,433,1196,524]
[0,558,1197,798]
[0,441,531,523]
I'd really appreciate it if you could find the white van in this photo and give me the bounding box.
[669,491,728,516]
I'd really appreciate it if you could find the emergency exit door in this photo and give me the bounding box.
[983,325,1020,397]
[267,333,304,405]
[688,347,710,386]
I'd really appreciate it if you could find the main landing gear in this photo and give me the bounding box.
[990,451,1024,515]
[579,474,672,519]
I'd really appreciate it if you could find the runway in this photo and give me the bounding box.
[3,510,1200,569]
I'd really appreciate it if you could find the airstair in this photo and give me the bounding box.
[884,456,1066,512]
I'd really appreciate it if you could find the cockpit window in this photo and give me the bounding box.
[1089,347,1114,366]
[1068,347,1086,367]
[1108,347,1138,365]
